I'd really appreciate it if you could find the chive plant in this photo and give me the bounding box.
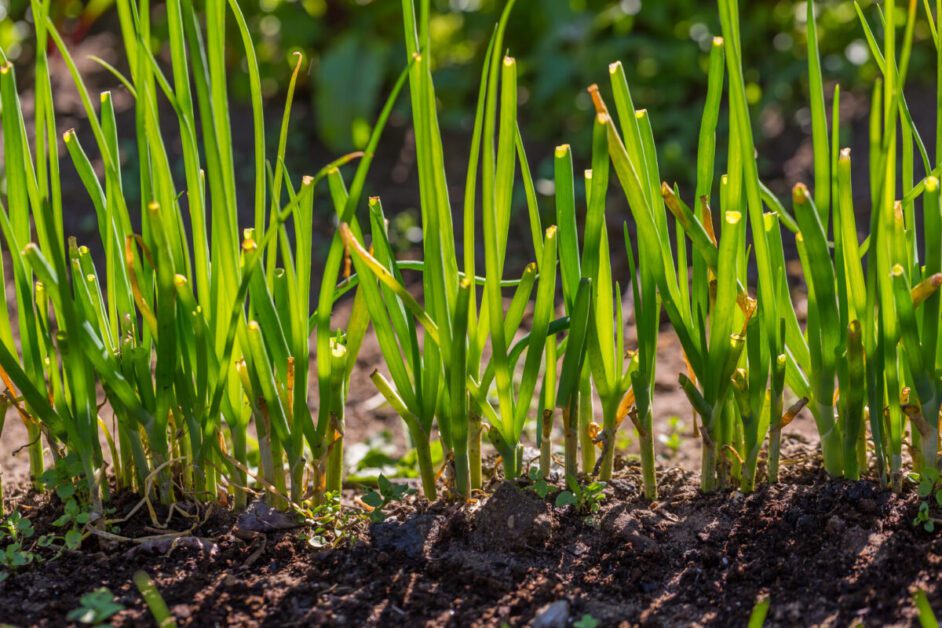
[340,197,441,499]
[756,0,866,482]
[0,0,407,509]
[344,0,566,495]
[1,1,111,514]
[760,0,942,489]
[552,143,590,479]
[862,0,942,488]
[593,32,773,492]
[563,103,657,498]
[470,47,558,481]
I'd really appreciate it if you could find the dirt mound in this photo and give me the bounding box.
[471,482,556,551]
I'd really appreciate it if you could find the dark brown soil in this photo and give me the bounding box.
[0,437,937,628]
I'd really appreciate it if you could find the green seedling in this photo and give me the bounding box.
[527,466,551,499]
[574,614,600,628]
[361,475,413,523]
[66,588,125,627]
[555,475,607,516]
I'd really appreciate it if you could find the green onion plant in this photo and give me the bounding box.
[4,0,942,512]
[0,0,405,511]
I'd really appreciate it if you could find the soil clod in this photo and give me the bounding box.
[472,482,555,551]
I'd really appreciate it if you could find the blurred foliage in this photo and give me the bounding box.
[0,0,114,56]
[2,0,936,186]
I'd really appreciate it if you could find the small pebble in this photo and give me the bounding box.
[531,600,569,628]
[171,604,191,619]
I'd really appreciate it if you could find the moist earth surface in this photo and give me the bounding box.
[0,435,936,627]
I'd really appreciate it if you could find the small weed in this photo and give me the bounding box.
[574,614,600,628]
[658,416,685,455]
[39,454,84,502]
[526,467,551,499]
[555,476,607,516]
[38,455,93,549]
[52,499,90,550]
[299,492,362,548]
[347,434,444,485]
[0,510,36,580]
[362,475,413,523]
[914,468,942,532]
[66,588,124,626]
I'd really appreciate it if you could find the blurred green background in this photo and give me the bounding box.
[0,0,935,192]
